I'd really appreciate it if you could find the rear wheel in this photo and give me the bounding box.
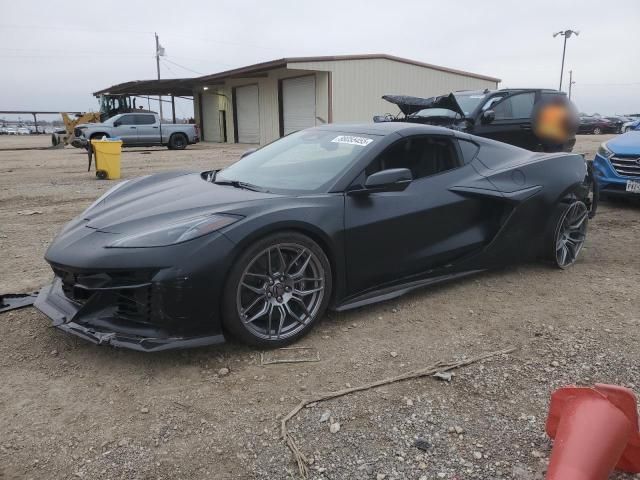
[168,133,187,150]
[222,232,332,347]
[549,201,588,269]
[593,127,602,135]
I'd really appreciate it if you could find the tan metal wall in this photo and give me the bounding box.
[289,58,498,123]
[194,69,329,145]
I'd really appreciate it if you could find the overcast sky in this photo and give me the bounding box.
[1,0,639,122]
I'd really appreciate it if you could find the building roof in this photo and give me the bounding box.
[93,53,500,97]
[196,54,501,84]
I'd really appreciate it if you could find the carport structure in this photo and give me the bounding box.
[96,54,500,145]
[93,78,195,124]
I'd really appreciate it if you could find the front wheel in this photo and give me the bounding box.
[222,232,332,347]
[549,201,588,269]
[593,127,602,135]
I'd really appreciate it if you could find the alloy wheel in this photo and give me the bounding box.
[236,243,325,340]
[555,201,588,269]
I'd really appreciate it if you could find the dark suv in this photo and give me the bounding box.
[374,88,577,152]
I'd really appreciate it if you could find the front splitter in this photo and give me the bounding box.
[35,281,226,352]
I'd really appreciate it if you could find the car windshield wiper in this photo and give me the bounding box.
[213,179,264,192]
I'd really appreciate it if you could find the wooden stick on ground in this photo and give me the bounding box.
[281,346,517,479]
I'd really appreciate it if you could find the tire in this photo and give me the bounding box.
[624,127,630,133]
[547,200,588,269]
[168,133,187,150]
[90,133,108,141]
[593,127,602,135]
[96,170,108,180]
[222,231,332,347]
[51,134,58,146]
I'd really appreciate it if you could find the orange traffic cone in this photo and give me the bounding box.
[545,384,640,480]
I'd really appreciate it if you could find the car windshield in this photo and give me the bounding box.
[453,93,487,115]
[215,130,379,193]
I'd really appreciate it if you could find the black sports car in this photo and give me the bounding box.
[35,123,595,351]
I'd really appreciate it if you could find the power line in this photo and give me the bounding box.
[0,23,153,35]
[162,58,206,75]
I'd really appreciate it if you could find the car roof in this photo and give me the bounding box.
[454,88,563,95]
[313,122,455,136]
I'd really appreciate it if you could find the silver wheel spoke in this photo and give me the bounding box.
[276,306,286,338]
[284,303,306,325]
[276,247,286,272]
[244,301,269,324]
[241,282,263,295]
[289,253,312,278]
[294,285,324,296]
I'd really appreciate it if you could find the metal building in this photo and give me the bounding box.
[194,54,499,144]
[94,54,500,145]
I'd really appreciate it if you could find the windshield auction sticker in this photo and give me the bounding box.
[331,135,373,147]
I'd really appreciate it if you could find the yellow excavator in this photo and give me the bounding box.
[51,95,154,147]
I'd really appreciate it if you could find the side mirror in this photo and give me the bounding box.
[241,148,257,159]
[364,168,413,191]
[481,110,495,124]
[113,121,121,127]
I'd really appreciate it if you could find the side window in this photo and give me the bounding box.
[117,115,136,125]
[135,115,156,125]
[457,139,479,164]
[493,92,535,120]
[365,136,462,181]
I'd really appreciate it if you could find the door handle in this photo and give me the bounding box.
[520,125,532,131]
[152,126,159,129]
[130,126,136,129]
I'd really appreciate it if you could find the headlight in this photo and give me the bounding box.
[597,142,614,159]
[82,179,131,216]
[106,214,240,248]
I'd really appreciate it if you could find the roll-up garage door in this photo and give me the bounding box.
[235,85,260,144]
[282,76,316,135]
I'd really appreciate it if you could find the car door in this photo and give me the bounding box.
[111,114,138,144]
[473,91,538,150]
[134,114,160,145]
[344,135,499,295]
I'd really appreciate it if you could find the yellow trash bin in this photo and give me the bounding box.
[91,139,122,180]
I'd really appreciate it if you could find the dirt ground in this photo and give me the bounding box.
[0,134,638,480]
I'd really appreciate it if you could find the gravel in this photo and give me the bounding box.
[0,135,638,479]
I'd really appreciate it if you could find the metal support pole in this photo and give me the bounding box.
[171,95,176,123]
[32,113,39,134]
[559,34,567,91]
[155,32,163,123]
[568,70,573,100]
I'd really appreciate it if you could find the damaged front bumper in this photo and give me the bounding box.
[35,276,226,352]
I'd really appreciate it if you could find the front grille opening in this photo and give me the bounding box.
[115,287,153,326]
[610,156,640,178]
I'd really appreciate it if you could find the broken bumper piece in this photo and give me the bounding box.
[35,279,225,352]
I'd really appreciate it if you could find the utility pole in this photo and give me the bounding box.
[155,32,164,122]
[568,70,575,100]
[553,29,579,92]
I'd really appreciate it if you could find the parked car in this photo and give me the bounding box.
[593,131,640,198]
[76,112,199,150]
[622,118,640,133]
[578,116,618,135]
[5,127,17,135]
[604,116,627,133]
[17,127,31,135]
[374,88,578,152]
[35,123,594,351]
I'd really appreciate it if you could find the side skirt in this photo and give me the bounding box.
[334,269,485,312]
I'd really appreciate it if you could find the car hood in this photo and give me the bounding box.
[83,171,283,234]
[606,132,640,155]
[381,93,465,117]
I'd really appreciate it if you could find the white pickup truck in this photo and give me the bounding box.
[75,112,199,150]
